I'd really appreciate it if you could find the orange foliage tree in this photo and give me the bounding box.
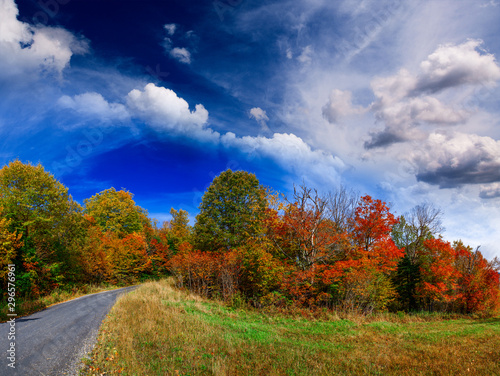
[454,241,500,314]
[416,238,461,310]
[0,212,23,294]
[327,195,403,312]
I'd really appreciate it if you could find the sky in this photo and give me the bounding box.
[1,0,500,260]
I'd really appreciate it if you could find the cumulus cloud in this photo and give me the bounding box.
[365,40,500,149]
[126,83,215,142]
[415,39,500,94]
[411,132,500,188]
[221,132,345,185]
[371,69,418,103]
[249,107,270,132]
[479,183,500,199]
[0,0,88,80]
[169,47,191,64]
[58,81,346,185]
[396,97,464,125]
[322,89,365,124]
[364,127,423,150]
[58,93,130,121]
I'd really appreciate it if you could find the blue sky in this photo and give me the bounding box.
[1,0,500,259]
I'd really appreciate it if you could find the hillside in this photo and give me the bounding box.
[81,279,500,376]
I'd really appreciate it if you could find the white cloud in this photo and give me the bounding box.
[59,82,346,187]
[371,69,418,103]
[249,107,270,132]
[221,132,345,186]
[164,23,177,36]
[162,37,173,51]
[126,83,215,142]
[322,89,365,124]
[366,40,500,148]
[373,95,467,130]
[0,0,88,80]
[297,45,313,65]
[58,92,130,121]
[416,39,500,93]
[169,47,191,64]
[411,132,500,188]
[479,183,500,199]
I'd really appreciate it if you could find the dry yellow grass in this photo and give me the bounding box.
[80,278,500,376]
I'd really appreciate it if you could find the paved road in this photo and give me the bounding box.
[0,286,137,376]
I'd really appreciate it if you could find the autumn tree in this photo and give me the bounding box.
[194,169,268,252]
[267,185,338,270]
[454,241,500,314]
[331,195,403,312]
[416,238,460,311]
[84,188,150,237]
[348,195,402,272]
[0,211,23,290]
[78,215,112,283]
[0,160,84,296]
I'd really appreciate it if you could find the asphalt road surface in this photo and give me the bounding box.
[0,286,137,376]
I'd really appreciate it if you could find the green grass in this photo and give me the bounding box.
[80,279,500,376]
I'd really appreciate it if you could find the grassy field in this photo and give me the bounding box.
[81,279,500,376]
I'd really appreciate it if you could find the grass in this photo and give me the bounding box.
[0,282,131,322]
[80,278,500,376]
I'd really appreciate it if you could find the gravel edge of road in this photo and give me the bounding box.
[68,285,139,376]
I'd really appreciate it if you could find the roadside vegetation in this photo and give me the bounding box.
[80,278,500,376]
[1,160,499,321]
[1,160,499,372]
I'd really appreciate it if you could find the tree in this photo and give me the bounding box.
[159,208,191,251]
[84,188,150,237]
[326,185,358,234]
[454,241,500,314]
[416,238,460,311]
[391,203,444,311]
[330,195,403,312]
[349,195,402,273]
[78,215,112,283]
[400,203,444,264]
[0,160,84,296]
[194,169,268,252]
[0,211,23,289]
[267,185,340,270]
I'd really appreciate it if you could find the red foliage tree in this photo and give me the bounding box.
[416,238,461,309]
[348,195,403,274]
[455,242,500,314]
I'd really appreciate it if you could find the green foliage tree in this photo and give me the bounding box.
[391,204,443,311]
[0,160,84,296]
[194,169,268,252]
[169,208,190,240]
[159,208,191,251]
[84,188,150,237]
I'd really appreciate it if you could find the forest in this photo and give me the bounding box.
[1,160,499,316]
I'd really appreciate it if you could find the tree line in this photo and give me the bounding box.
[1,161,499,315]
